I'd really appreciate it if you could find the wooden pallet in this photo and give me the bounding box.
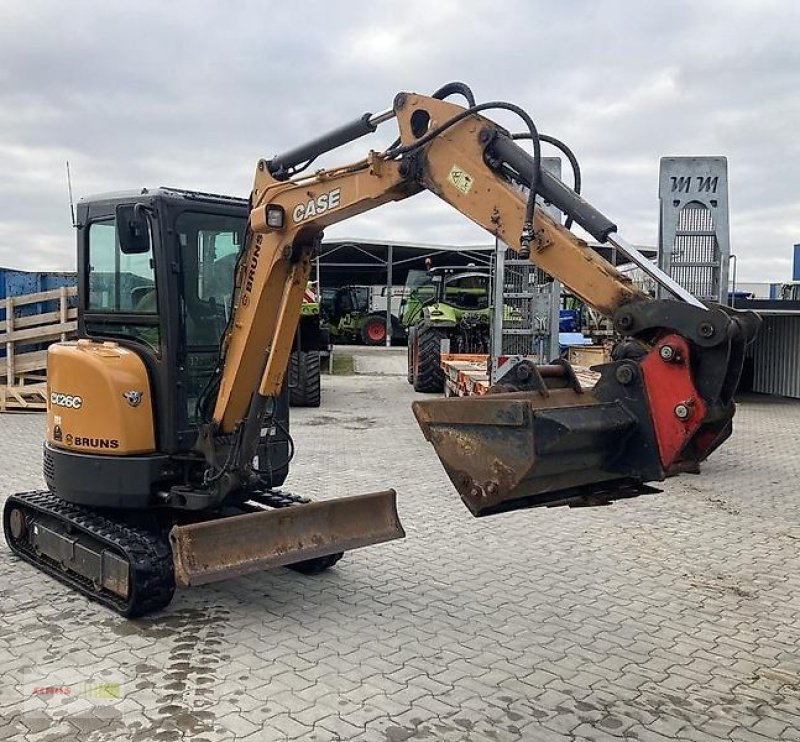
[440,353,600,397]
[0,382,47,411]
[440,355,492,396]
[0,286,77,411]
[567,344,612,367]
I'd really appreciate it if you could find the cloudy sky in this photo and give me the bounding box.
[1,0,797,281]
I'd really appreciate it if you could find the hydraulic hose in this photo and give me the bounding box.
[431,81,476,107]
[512,132,581,230]
[388,100,542,259]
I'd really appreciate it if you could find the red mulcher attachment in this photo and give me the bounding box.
[413,300,761,516]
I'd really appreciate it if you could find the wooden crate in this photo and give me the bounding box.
[0,286,78,411]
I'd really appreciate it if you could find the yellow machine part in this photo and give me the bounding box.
[47,340,155,455]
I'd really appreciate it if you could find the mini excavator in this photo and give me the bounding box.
[3,83,759,616]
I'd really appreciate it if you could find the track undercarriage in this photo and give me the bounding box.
[4,488,401,617]
[4,491,175,617]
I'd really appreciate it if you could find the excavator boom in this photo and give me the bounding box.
[208,88,758,517]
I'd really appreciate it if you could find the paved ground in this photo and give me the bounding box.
[346,344,408,376]
[2,364,800,741]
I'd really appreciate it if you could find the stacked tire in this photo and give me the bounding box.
[289,350,321,407]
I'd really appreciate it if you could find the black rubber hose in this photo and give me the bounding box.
[387,82,478,151]
[431,81,476,107]
[254,417,296,478]
[512,132,581,229]
[491,135,616,242]
[388,100,542,258]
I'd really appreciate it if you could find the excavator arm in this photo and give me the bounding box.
[203,88,759,516]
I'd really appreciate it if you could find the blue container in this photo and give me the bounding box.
[0,268,77,321]
[794,244,800,281]
[558,309,580,333]
[0,269,78,357]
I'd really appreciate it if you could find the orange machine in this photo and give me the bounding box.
[4,83,758,615]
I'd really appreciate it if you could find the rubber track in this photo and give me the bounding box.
[413,326,445,393]
[3,490,175,618]
[289,350,322,407]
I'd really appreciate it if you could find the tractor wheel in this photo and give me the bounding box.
[406,326,417,384]
[287,552,343,574]
[361,316,387,346]
[413,326,445,393]
[289,350,321,407]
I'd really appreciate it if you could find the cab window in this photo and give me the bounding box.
[175,212,245,348]
[85,218,160,349]
[87,220,157,312]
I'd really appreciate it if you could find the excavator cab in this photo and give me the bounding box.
[77,190,262,455]
[41,188,292,500]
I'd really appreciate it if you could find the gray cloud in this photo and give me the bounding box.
[0,0,797,281]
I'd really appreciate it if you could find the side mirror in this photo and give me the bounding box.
[116,204,151,254]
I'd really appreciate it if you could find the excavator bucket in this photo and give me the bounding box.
[412,388,657,516]
[412,314,756,517]
[170,490,404,587]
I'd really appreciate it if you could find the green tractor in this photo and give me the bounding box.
[320,285,402,346]
[404,266,494,393]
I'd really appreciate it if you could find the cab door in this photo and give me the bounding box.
[171,208,246,442]
[78,196,177,451]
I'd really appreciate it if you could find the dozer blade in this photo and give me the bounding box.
[170,490,404,587]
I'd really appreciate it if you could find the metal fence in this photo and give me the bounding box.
[751,315,800,398]
[490,158,562,371]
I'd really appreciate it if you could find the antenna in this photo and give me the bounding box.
[65,160,76,228]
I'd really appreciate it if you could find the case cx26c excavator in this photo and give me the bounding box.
[3,83,759,616]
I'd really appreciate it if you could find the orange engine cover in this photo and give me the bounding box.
[47,340,155,455]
